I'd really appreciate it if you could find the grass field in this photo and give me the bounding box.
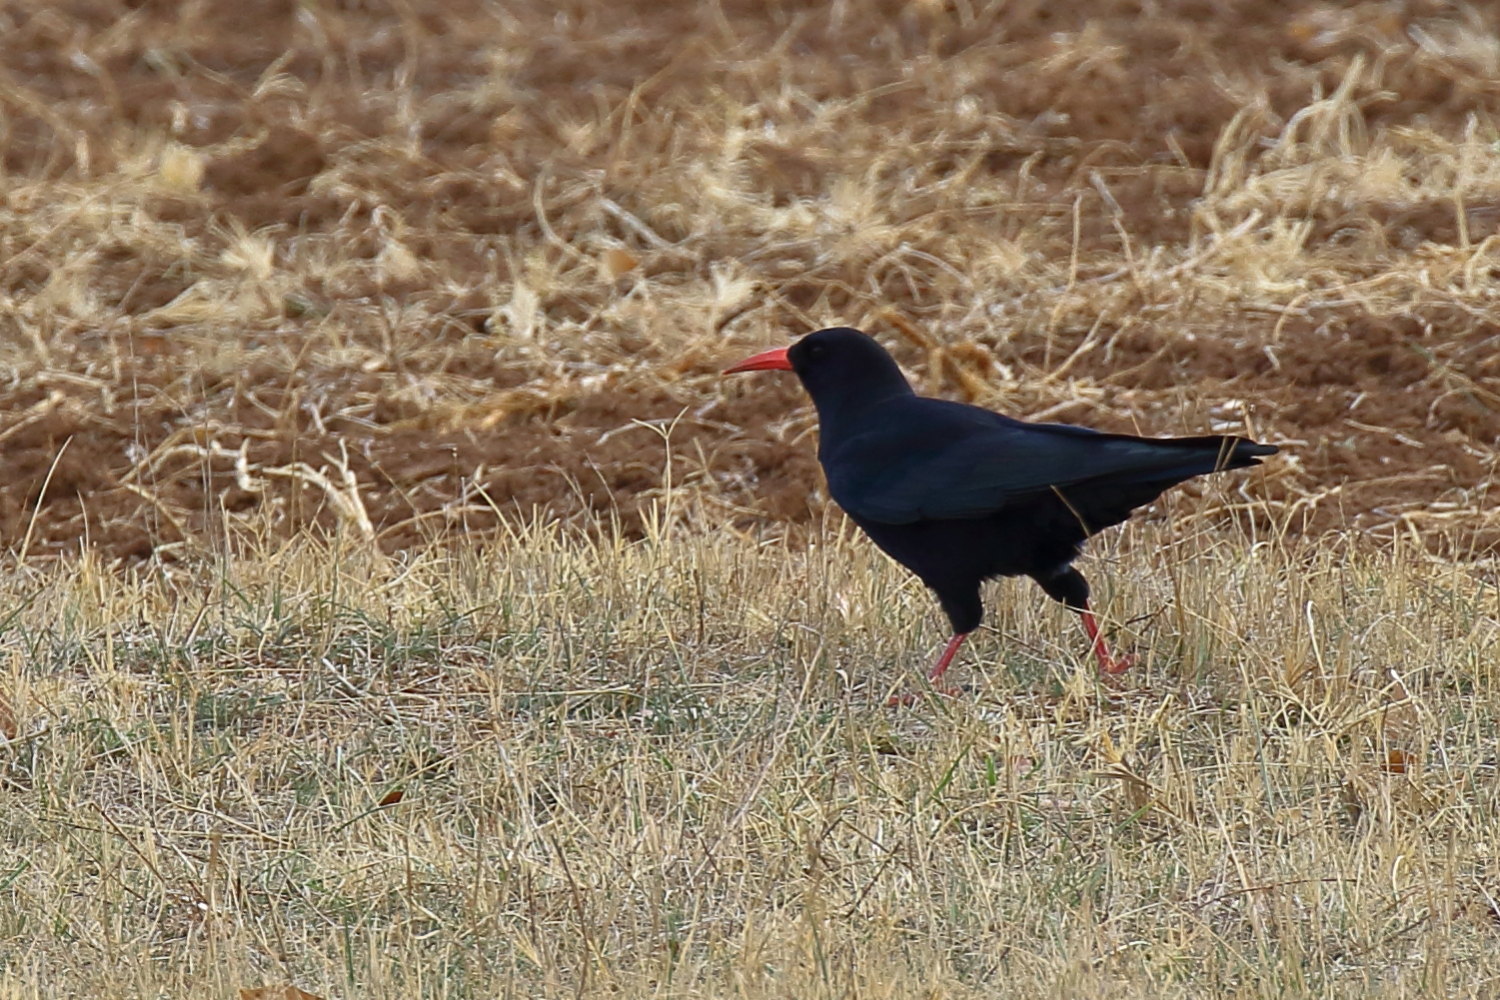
[4,525,1500,997]
[2,0,1500,996]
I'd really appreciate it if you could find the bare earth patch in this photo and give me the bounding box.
[0,0,1498,561]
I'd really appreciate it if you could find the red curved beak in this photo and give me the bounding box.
[723,346,792,374]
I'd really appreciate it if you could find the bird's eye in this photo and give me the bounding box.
[806,342,827,361]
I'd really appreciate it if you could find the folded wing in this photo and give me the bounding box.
[829,415,1278,526]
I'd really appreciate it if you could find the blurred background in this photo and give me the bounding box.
[1,0,1497,560]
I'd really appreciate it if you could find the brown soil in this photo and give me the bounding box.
[1,0,1498,560]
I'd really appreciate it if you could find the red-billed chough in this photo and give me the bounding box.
[725,327,1278,693]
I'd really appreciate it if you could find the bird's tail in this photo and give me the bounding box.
[1138,434,1278,472]
[1214,436,1278,471]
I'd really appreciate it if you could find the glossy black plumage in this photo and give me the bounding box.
[727,326,1278,684]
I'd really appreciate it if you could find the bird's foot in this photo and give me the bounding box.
[1095,651,1137,676]
[1080,606,1136,678]
[883,632,973,706]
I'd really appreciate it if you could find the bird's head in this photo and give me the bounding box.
[723,328,913,416]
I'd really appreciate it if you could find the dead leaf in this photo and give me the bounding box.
[1097,729,1123,766]
[158,143,205,192]
[1381,747,1414,775]
[600,247,638,280]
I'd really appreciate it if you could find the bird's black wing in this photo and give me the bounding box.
[826,403,1276,526]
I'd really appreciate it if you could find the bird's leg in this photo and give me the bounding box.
[927,631,970,683]
[886,631,971,707]
[1037,568,1136,676]
[1079,602,1135,675]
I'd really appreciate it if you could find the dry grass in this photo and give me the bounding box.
[1,519,1498,997]
[2,0,1500,996]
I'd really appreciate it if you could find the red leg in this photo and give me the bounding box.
[927,631,971,683]
[1080,602,1135,675]
[887,631,971,707]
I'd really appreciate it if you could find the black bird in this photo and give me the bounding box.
[725,327,1278,692]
